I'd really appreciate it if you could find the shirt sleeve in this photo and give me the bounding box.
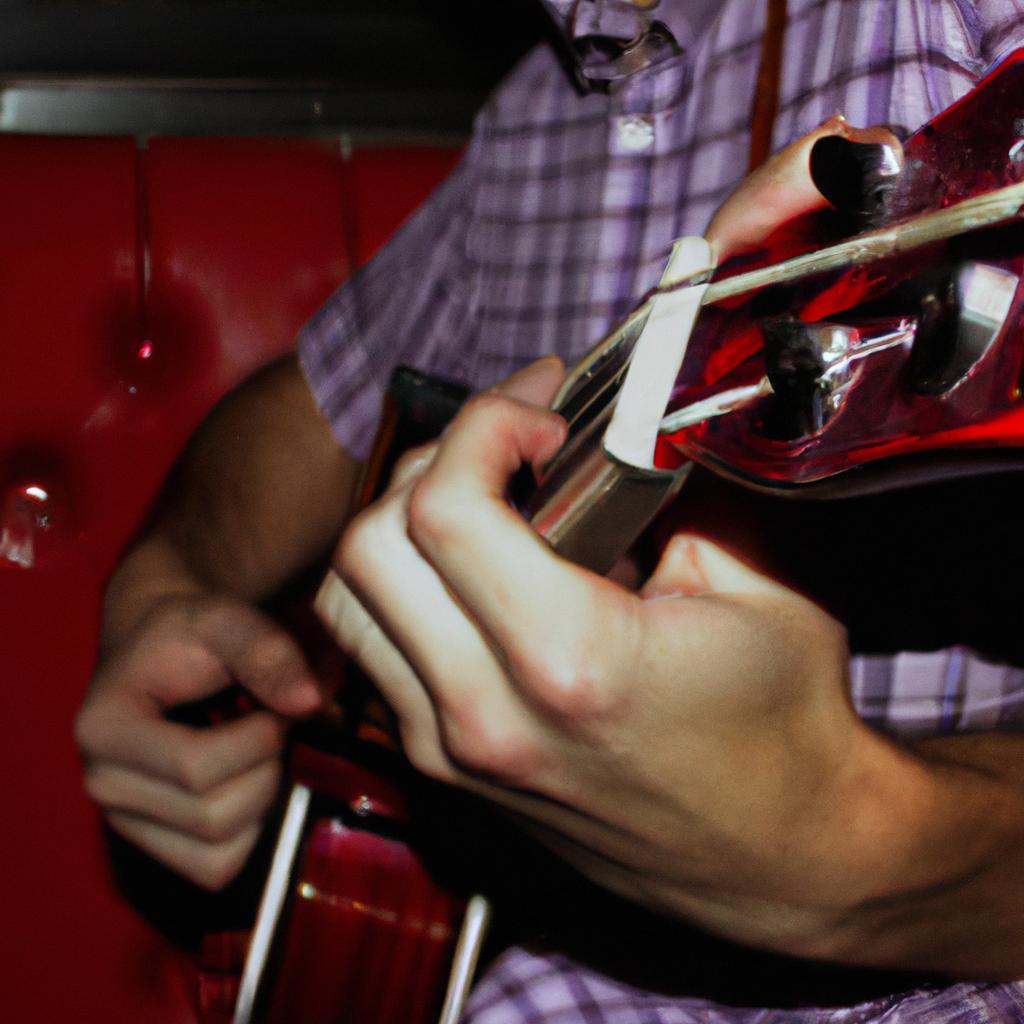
[972,0,1024,67]
[298,151,481,460]
[954,0,1024,68]
[850,647,1024,739]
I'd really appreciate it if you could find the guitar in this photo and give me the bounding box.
[214,48,1024,1024]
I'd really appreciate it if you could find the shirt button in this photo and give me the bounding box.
[616,114,655,152]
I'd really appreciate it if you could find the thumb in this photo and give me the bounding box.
[491,355,566,408]
[193,601,323,716]
[705,116,846,263]
[642,532,790,600]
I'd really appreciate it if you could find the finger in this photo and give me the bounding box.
[641,532,792,600]
[379,357,564,498]
[406,393,635,709]
[488,355,566,407]
[77,700,287,793]
[387,442,437,492]
[705,116,849,262]
[317,571,428,722]
[106,811,263,892]
[84,756,281,844]
[313,568,351,635]
[339,486,550,786]
[315,569,456,782]
[339,357,569,667]
[98,600,323,717]
[191,602,323,715]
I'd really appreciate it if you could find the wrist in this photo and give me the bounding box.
[101,533,209,651]
[793,728,1024,975]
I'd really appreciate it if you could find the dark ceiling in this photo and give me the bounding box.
[0,1,552,136]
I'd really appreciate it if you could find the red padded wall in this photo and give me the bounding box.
[0,135,460,1024]
[345,146,465,264]
[0,133,198,1024]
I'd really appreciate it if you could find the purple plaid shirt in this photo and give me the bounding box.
[299,0,1024,1019]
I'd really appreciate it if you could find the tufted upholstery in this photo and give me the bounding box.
[0,135,460,1023]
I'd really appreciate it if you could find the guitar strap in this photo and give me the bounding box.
[747,0,788,171]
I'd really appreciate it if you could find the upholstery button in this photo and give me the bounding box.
[0,475,71,570]
[124,339,156,395]
[107,312,207,401]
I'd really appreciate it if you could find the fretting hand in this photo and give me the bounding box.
[316,356,877,954]
[318,119,1024,975]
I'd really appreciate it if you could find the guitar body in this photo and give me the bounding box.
[241,746,467,1024]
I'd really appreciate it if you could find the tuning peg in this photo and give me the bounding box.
[809,127,903,223]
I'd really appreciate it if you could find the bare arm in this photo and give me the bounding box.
[313,121,1024,976]
[77,354,360,889]
[102,354,358,645]
[813,729,1024,978]
[322,370,1024,979]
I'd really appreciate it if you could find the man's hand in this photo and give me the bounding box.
[317,116,1024,974]
[704,115,902,262]
[75,355,355,891]
[317,359,876,955]
[76,588,322,890]
[320,366,1024,976]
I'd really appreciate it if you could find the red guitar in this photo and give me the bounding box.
[211,49,1024,1024]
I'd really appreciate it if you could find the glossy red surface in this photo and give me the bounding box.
[663,51,1024,491]
[263,817,462,1024]
[0,134,460,1024]
[291,745,411,823]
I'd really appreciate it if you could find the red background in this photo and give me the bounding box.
[0,135,459,1022]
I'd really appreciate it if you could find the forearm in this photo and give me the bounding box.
[104,355,358,647]
[740,723,1024,978]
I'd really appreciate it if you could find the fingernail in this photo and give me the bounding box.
[284,679,322,714]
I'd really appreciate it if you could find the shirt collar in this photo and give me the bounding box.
[540,0,702,90]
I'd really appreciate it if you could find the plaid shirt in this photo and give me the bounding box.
[300,0,1024,1019]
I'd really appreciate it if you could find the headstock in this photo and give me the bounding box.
[529,51,1024,572]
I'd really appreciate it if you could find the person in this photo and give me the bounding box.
[74,0,1024,1020]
